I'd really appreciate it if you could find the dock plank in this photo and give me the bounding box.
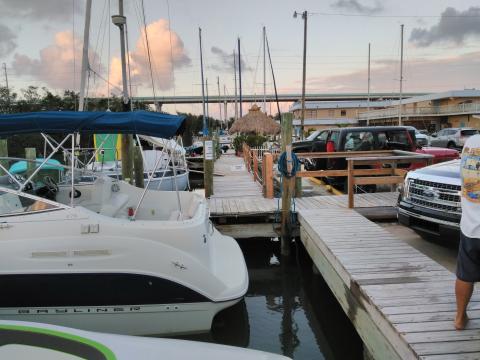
[298,207,479,360]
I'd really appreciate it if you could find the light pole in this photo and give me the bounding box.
[293,10,308,139]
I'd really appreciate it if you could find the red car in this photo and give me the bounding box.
[412,146,459,170]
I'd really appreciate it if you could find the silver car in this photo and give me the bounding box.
[429,127,478,149]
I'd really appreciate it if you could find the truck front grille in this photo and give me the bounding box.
[407,179,461,214]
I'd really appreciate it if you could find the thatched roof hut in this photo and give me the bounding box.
[229,104,280,135]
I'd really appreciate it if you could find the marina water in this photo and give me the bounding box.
[175,238,364,359]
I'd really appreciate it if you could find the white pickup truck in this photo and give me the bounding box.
[398,159,461,239]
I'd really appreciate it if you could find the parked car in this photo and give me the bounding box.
[429,128,478,149]
[292,126,418,171]
[414,129,430,147]
[398,159,461,239]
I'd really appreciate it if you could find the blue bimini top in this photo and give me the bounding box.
[0,110,186,138]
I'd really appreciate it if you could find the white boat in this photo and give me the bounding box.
[0,110,248,336]
[89,136,190,192]
[0,321,290,360]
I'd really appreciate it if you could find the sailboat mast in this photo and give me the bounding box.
[233,50,238,121]
[399,24,404,126]
[199,27,207,135]
[206,78,209,120]
[114,0,129,109]
[78,0,92,111]
[367,42,371,126]
[263,26,266,113]
[223,84,228,127]
[238,38,242,118]
[217,76,222,127]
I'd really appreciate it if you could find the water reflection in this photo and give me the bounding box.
[176,238,363,359]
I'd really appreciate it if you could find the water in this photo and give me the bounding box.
[176,238,364,359]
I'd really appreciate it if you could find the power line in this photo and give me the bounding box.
[311,11,480,18]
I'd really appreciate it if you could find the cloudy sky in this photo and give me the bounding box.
[1,0,480,116]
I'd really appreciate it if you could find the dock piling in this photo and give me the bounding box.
[0,139,7,175]
[280,114,294,256]
[25,147,36,178]
[133,146,144,188]
[203,137,214,198]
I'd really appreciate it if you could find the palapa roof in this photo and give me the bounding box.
[229,104,280,135]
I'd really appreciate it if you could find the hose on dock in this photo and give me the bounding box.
[277,151,300,178]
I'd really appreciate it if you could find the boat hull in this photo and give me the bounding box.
[0,300,241,336]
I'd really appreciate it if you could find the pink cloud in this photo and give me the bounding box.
[110,19,190,92]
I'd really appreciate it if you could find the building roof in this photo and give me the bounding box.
[291,89,480,112]
[389,89,480,106]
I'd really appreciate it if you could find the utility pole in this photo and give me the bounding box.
[238,38,242,118]
[233,50,238,121]
[399,24,404,126]
[112,0,133,183]
[217,76,222,127]
[367,42,371,126]
[294,11,308,139]
[263,26,267,113]
[78,0,92,112]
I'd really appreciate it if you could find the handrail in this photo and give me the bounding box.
[294,149,433,208]
[358,102,480,120]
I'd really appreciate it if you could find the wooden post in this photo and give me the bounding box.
[295,173,302,197]
[133,146,144,188]
[264,152,274,199]
[203,136,214,198]
[0,139,7,175]
[121,134,134,184]
[253,152,258,182]
[25,147,36,178]
[347,159,354,209]
[281,114,294,257]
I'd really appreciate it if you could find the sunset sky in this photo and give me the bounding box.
[1,0,480,117]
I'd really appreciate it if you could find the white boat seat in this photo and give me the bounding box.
[168,199,200,221]
[99,193,129,217]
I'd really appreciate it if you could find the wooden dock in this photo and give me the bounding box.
[299,207,479,360]
[210,154,397,217]
[209,154,398,238]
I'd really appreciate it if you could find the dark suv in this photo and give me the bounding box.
[293,126,417,171]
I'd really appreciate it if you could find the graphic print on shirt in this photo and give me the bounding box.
[461,146,480,203]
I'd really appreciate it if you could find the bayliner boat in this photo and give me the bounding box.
[0,111,248,336]
[0,321,289,360]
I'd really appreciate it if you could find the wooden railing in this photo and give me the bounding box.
[294,150,433,208]
[242,143,274,198]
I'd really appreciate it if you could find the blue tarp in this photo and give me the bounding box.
[0,111,186,138]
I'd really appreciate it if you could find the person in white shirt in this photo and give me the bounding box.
[455,134,480,330]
